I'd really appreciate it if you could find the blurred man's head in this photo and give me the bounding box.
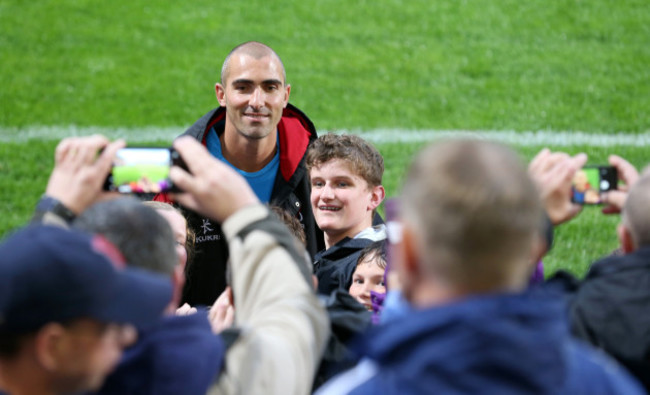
[74,198,184,311]
[619,173,650,253]
[74,198,177,276]
[397,139,542,305]
[0,226,171,394]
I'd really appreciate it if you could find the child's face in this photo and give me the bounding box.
[310,159,381,243]
[349,258,386,311]
[156,209,188,269]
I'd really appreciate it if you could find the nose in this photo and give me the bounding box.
[320,183,335,200]
[249,86,264,108]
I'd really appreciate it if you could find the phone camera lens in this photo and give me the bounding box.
[600,180,610,190]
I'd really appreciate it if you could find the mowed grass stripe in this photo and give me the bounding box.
[2,126,650,147]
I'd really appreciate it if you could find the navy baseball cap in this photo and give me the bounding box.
[0,225,173,333]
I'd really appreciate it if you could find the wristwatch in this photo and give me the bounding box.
[32,196,77,224]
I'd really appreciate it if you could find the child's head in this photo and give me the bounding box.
[143,201,194,270]
[307,134,385,247]
[349,241,387,311]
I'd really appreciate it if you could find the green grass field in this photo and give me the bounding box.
[1,0,649,278]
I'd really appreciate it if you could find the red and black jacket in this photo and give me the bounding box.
[156,104,324,306]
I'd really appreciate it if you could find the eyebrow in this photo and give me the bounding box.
[231,78,283,86]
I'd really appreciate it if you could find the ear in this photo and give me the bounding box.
[34,323,66,371]
[215,83,227,107]
[367,185,386,211]
[618,223,636,253]
[283,84,291,108]
[401,224,419,276]
[395,223,420,302]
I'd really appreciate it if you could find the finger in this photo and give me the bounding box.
[173,136,215,176]
[528,148,550,174]
[609,155,639,186]
[168,165,195,194]
[567,204,583,221]
[78,135,111,165]
[55,137,77,164]
[94,139,125,177]
[570,152,588,171]
[224,305,235,326]
[601,190,627,210]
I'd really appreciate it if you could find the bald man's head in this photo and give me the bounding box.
[220,41,286,85]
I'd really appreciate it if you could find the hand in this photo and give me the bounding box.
[601,155,639,214]
[168,137,259,223]
[208,286,235,334]
[45,135,125,214]
[528,148,587,225]
[175,303,197,316]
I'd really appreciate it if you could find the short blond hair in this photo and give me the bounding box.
[401,139,542,291]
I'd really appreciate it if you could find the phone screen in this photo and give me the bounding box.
[571,166,617,205]
[104,148,175,194]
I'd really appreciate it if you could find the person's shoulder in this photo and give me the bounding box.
[564,340,645,394]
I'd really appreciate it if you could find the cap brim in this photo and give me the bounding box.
[95,267,172,329]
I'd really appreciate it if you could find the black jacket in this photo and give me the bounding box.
[314,237,377,295]
[166,104,324,306]
[568,247,650,391]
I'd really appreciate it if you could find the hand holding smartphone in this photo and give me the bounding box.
[571,165,617,205]
[103,147,186,194]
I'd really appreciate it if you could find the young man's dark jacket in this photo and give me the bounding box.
[156,104,324,306]
[567,246,650,391]
[314,237,377,295]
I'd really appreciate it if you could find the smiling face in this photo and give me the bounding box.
[349,259,386,310]
[216,53,290,141]
[310,159,384,247]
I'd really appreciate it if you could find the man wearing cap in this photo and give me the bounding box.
[0,225,172,395]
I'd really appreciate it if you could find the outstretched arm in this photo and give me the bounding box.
[169,137,329,395]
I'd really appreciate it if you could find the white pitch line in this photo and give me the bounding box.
[1,126,650,146]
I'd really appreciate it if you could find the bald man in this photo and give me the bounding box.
[156,41,323,306]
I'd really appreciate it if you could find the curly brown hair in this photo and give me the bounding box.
[306,133,384,187]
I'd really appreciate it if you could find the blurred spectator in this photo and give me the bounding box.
[307,134,386,295]
[568,170,650,391]
[317,139,643,394]
[74,198,224,395]
[0,226,171,395]
[28,134,329,395]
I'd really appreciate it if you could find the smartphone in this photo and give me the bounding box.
[103,147,186,194]
[571,165,617,205]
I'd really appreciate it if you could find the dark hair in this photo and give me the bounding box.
[73,198,177,276]
[357,240,387,270]
[270,205,307,246]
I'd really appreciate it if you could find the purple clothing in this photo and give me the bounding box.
[530,260,545,286]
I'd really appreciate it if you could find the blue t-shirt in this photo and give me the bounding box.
[205,127,279,203]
